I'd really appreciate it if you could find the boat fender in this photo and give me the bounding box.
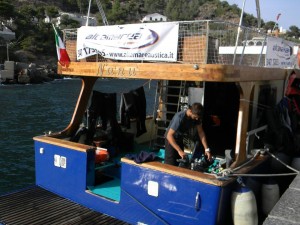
[244,177,261,200]
[291,156,300,171]
[261,179,280,215]
[231,186,258,225]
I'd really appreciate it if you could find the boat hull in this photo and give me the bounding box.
[34,138,237,225]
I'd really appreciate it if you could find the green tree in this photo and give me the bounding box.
[59,15,80,29]
[61,0,78,11]
[144,0,166,14]
[230,4,241,15]
[20,36,37,52]
[18,5,37,22]
[124,0,141,22]
[36,6,46,23]
[13,9,37,38]
[107,0,126,25]
[0,0,15,21]
[188,0,200,19]
[165,0,196,21]
[263,21,276,33]
[286,25,300,39]
[45,6,59,20]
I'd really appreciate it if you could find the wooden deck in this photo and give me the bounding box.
[0,186,129,225]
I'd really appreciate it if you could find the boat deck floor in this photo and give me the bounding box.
[0,186,130,225]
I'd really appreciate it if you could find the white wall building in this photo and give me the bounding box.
[0,23,15,41]
[141,13,167,23]
[45,12,97,27]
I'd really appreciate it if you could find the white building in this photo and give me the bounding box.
[45,12,97,27]
[141,13,167,23]
[0,23,15,41]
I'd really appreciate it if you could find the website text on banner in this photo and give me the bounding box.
[77,22,179,62]
[265,36,297,68]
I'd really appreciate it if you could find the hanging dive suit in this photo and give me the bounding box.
[120,86,147,137]
[87,90,121,145]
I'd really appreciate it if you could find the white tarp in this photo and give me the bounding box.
[77,22,179,61]
[265,36,297,68]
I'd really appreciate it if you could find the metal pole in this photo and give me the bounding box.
[6,43,9,61]
[256,34,267,66]
[233,0,246,65]
[86,0,92,26]
[255,0,261,29]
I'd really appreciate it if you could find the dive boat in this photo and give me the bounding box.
[2,20,300,225]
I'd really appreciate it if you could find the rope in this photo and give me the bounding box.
[142,79,152,89]
[240,98,271,110]
[231,150,261,172]
[228,172,298,177]
[217,150,261,178]
[266,151,300,174]
[217,149,300,179]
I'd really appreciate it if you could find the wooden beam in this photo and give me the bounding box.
[33,136,94,152]
[121,155,268,187]
[58,62,288,82]
[62,77,97,136]
[58,62,236,81]
[234,82,254,166]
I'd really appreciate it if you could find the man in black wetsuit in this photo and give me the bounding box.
[165,102,211,166]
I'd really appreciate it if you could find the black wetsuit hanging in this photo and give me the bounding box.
[87,90,120,144]
[120,86,147,137]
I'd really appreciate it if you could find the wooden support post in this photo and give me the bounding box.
[62,77,98,136]
[234,81,254,166]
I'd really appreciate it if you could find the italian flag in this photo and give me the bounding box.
[52,24,70,66]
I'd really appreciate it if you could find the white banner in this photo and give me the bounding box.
[265,36,297,68]
[77,22,179,62]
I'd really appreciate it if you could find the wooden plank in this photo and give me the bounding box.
[63,76,97,136]
[33,135,94,153]
[121,156,268,187]
[58,62,235,81]
[58,62,288,82]
[234,82,254,166]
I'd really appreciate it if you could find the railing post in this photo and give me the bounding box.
[256,34,267,67]
[205,21,210,64]
[233,0,247,65]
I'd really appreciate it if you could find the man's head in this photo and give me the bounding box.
[189,102,203,121]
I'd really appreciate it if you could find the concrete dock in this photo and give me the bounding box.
[263,173,300,225]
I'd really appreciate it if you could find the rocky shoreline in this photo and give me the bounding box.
[0,60,62,85]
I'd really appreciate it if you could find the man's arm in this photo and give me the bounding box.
[197,124,212,160]
[166,128,186,159]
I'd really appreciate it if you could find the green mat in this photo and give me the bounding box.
[88,177,121,202]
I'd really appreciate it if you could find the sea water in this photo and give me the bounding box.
[0,78,157,195]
